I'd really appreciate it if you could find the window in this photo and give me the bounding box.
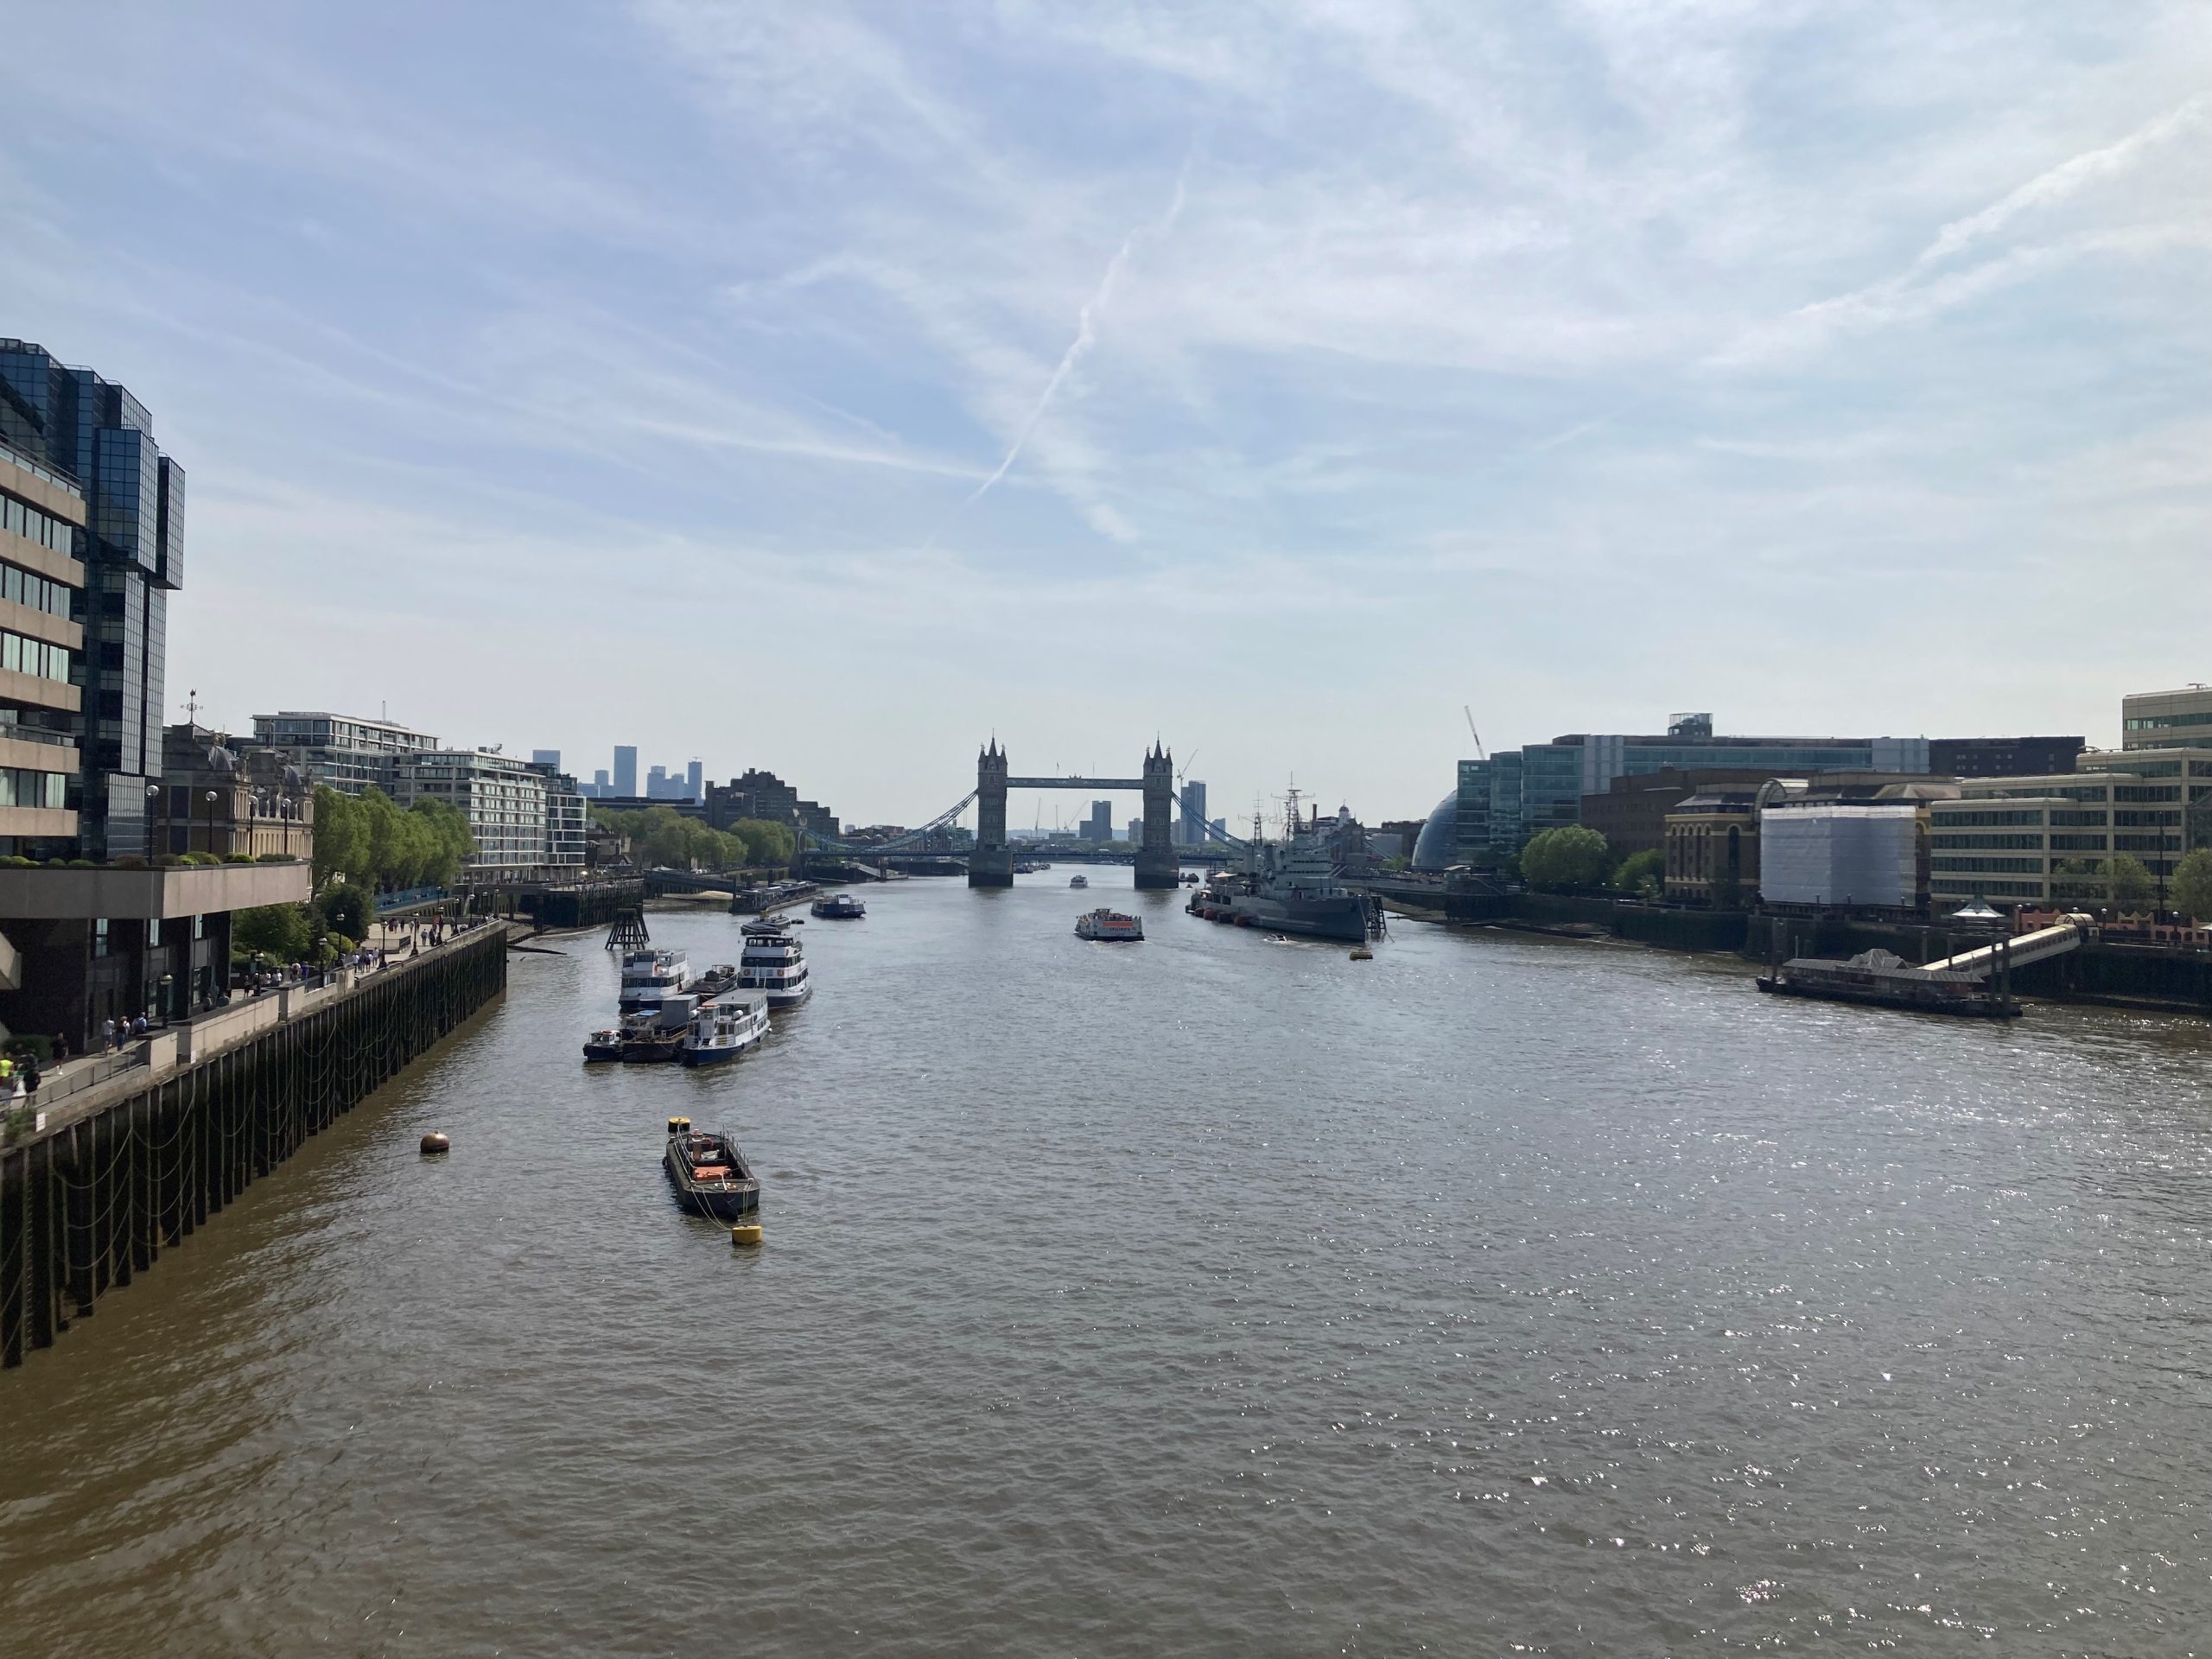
[2049,835,2108,851]
[147,918,162,947]
[1931,856,2045,874]
[192,913,205,940]
[93,918,108,957]
[2050,810,2108,826]
[1933,809,2045,828]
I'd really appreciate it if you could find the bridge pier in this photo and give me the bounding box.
[969,740,1013,887]
[1135,742,1178,889]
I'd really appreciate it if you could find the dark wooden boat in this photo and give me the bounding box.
[663,1117,760,1219]
[689,963,740,1001]
[582,1025,626,1062]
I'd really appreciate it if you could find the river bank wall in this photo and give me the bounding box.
[0,925,508,1368]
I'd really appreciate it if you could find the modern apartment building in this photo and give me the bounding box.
[250,710,441,795]
[396,750,582,874]
[1179,779,1207,842]
[0,338,185,857]
[2121,686,2212,751]
[0,437,85,855]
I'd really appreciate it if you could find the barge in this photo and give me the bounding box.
[1756,948,2018,1019]
[664,1117,760,1218]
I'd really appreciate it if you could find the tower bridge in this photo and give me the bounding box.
[972,741,1178,889]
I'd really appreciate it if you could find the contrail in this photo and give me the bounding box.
[967,174,1186,507]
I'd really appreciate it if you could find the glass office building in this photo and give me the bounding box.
[0,339,185,857]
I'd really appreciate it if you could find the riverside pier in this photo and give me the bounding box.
[0,922,509,1368]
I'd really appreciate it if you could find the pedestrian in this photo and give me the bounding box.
[131,1012,149,1038]
[52,1032,68,1063]
[101,1017,116,1052]
[22,1058,38,1098]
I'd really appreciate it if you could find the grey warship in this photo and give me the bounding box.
[1188,792,1373,944]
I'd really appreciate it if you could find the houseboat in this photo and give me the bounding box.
[618,948,690,1014]
[679,996,772,1066]
[737,919,813,1007]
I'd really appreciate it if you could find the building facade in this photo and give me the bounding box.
[0,438,85,856]
[1928,735,2083,778]
[0,339,187,858]
[613,746,638,798]
[1179,779,1208,843]
[250,710,441,796]
[156,725,315,861]
[2121,686,2212,751]
[397,750,552,874]
[1929,751,2212,908]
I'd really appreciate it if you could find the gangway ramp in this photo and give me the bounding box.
[1922,917,2092,977]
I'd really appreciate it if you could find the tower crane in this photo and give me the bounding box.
[1463,706,1486,760]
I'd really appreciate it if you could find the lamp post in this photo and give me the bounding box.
[156,973,175,1028]
[202,789,219,857]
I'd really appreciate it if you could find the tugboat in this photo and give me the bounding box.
[663,1117,760,1218]
[737,918,813,1007]
[618,948,690,1014]
[810,893,867,918]
[1069,874,1089,889]
[1075,908,1144,942]
[679,995,771,1066]
[582,1024,628,1062]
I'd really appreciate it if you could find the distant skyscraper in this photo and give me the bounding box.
[613,746,638,797]
[593,769,609,794]
[1084,799,1113,842]
[1126,817,1142,844]
[686,759,703,802]
[1179,779,1207,842]
[532,748,560,770]
[646,764,671,798]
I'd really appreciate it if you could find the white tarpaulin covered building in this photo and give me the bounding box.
[1759,803,1919,909]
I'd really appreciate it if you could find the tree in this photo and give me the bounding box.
[733,818,796,869]
[1612,849,1664,899]
[311,785,364,888]
[2110,853,2156,911]
[2174,849,2212,925]
[233,903,318,963]
[317,880,373,941]
[1519,826,1611,891]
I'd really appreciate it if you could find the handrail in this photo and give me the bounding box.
[0,439,82,494]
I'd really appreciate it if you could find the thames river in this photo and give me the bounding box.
[3,871,2209,1656]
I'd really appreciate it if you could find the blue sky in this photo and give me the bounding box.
[4,2,2208,827]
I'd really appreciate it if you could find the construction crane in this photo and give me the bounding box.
[1463,706,1486,760]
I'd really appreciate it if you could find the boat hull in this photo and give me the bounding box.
[678,1041,749,1067]
[663,1160,760,1218]
[1223,893,1369,943]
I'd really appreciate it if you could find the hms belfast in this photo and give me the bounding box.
[1188,792,1374,944]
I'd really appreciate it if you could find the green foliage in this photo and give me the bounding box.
[257,852,298,863]
[317,880,373,940]
[1612,849,1665,898]
[312,785,474,892]
[590,804,794,871]
[2110,853,2157,910]
[0,855,32,868]
[2174,849,2212,924]
[232,903,319,963]
[1518,826,1611,891]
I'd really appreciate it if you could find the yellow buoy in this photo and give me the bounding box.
[730,1223,764,1247]
[420,1131,450,1155]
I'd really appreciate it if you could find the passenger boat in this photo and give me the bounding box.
[618,948,690,1014]
[679,995,771,1066]
[663,1117,760,1218]
[810,893,867,918]
[1075,908,1143,942]
[737,919,813,1007]
[1069,874,1089,888]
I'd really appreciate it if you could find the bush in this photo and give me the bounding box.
[110,854,147,868]
[2111,854,2157,910]
[222,852,256,864]
[0,855,33,868]
[66,859,96,868]
[1612,849,1665,898]
[2175,849,2212,925]
[257,852,298,863]
[181,851,221,867]
[152,854,181,867]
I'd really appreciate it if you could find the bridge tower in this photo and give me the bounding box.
[1135,742,1178,889]
[969,739,1013,888]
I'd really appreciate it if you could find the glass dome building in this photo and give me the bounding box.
[1410,792,1459,870]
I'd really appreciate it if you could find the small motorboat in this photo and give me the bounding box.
[810,893,867,918]
[689,963,740,1001]
[1069,874,1089,888]
[664,1117,760,1219]
[679,996,771,1067]
[1075,908,1144,942]
[582,1026,626,1062]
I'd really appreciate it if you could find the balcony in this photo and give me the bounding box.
[0,860,311,919]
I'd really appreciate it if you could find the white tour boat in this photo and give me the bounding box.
[678,995,772,1067]
[736,919,813,1007]
[1069,874,1089,888]
[618,948,690,1014]
[1075,908,1143,942]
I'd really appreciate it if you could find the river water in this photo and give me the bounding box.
[3,872,2210,1656]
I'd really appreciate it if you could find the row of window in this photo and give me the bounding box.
[2050,809,2107,826]
[2049,834,2108,851]
[1,562,73,619]
[0,768,68,809]
[92,914,210,957]
[1931,855,2044,874]
[2124,711,2212,730]
[2113,785,2181,803]
[1932,810,2044,827]
[2114,809,2180,827]
[1,631,70,682]
[1931,833,2042,850]
[1929,876,2047,898]
[2114,834,2179,853]
[0,493,73,556]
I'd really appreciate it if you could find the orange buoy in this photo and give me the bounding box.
[420,1131,450,1155]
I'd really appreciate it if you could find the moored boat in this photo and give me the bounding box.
[1069,874,1089,888]
[810,893,867,918]
[679,995,772,1066]
[688,963,740,1001]
[737,918,813,1007]
[618,948,690,1014]
[582,1025,627,1062]
[663,1117,760,1218]
[1075,907,1144,942]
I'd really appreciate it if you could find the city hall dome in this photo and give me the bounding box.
[1411,791,1458,869]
